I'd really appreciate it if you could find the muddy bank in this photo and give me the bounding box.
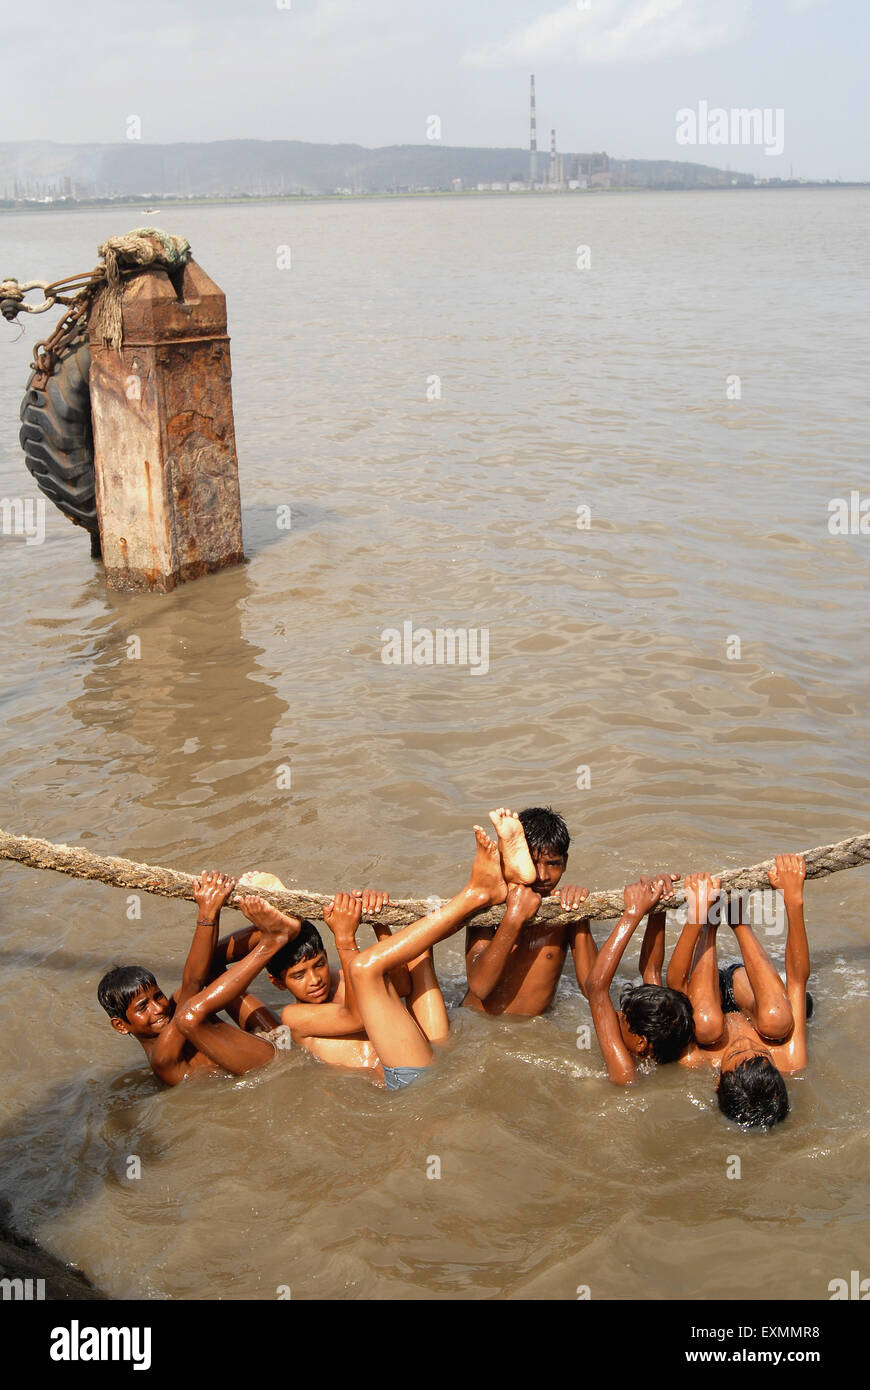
[0,1203,107,1300]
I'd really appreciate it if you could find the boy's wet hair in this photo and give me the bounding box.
[97,965,158,1020]
[717,1055,790,1127]
[518,806,570,859]
[267,920,325,980]
[619,983,694,1063]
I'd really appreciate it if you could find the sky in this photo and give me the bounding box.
[1,0,867,180]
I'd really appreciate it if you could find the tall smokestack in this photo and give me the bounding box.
[530,75,538,184]
[550,128,557,185]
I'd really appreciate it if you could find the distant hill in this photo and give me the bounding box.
[0,139,753,200]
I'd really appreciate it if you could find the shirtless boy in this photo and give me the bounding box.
[211,884,418,1076]
[208,812,532,1086]
[584,873,695,1084]
[347,811,533,1088]
[223,814,529,1089]
[97,871,292,1086]
[463,806,592,1016]
[668,855,810,1127]
[232,889,423,1076]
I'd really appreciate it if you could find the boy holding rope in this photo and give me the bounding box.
[669,855,811,1127]
[97,871,293,1085]
[462,807,593,1016]
[221,809,541,1089]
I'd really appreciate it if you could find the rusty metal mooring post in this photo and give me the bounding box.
[88,259,245,593]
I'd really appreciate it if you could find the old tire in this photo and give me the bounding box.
[19,337,101,556]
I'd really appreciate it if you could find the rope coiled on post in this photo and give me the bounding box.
[2,229,191,383]
[91,228,190,352]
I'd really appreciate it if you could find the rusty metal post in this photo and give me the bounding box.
[87,259,245,592]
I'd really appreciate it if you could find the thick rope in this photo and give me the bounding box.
[1,827,867,931]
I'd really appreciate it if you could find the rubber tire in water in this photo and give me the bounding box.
[19,338,100,554]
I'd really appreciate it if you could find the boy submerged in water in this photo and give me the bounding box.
[97,871,294,1086]
[669,855,811,1127]
[581,872,696,1083]
[462,806,593,1016]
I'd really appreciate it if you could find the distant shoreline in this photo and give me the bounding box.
[1,182,867,215]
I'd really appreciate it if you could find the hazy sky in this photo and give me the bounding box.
[3,0,867,179]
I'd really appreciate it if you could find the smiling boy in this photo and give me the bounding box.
[226,811,537,1088]
[237,888,406,1074]
[97,871,292,1086]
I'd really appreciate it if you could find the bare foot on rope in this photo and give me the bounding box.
[466,826,509,907]
[237,894,299,939]
[488,807,537,886]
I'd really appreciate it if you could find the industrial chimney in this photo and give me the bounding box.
[530,75,538,184]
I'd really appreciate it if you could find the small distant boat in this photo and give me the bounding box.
[142,208,161,216]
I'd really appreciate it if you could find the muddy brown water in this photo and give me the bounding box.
[0,191,868,1300]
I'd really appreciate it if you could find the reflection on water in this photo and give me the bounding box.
[0,191,868,1299]
[66,565,291,866]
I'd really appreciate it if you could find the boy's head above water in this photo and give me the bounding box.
[716,1049,790,1128]
[266,920,331,1002]
[518,806,570,894]
[97,965,172,1038]
[618,982,695,1064]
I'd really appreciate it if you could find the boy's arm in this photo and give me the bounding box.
[770,854,809,1069]
[177,871,237,1006]
[568,921,598,997]
[665,913,704,995]
[465,885,541,1000]
[281,1000,367,1041]
[684,874,726,1047]
[586,875,675,1084]
[667,873,722,996]
[639,908,667,985]
[286,893,369,1043]
[323,893,365,1028]
[352,889,412,998]
[211,924,260,971]
[151,927,291,1079]
[558,886,596,996]
[225,991,282,1034]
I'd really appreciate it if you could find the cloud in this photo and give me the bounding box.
[463,0,749,69]
[294,0,415,43]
